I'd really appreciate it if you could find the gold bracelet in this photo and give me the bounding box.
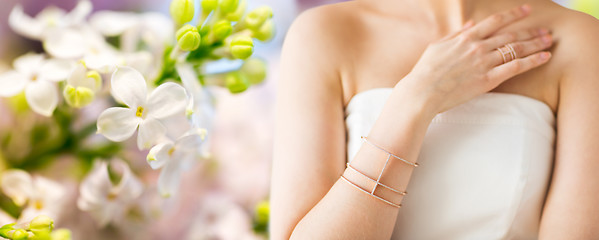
[361,136,419,167]
[340,175,402,208]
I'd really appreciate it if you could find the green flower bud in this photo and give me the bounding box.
[229,35,253,59]
[225,0,246,21]
[50,229,71,240]
[240,58,267,84]
[64,85,95,108]
[244,6,273,30]
[255,200,270,224]
[225,71,250,94]
[28,215,54,235]
[219,0,239,13]
[170,0,195,25]
[253,19,275,42]
[11,229,29,240]
[211,20,233,42]
[201,0,218,14]
[176,25,202,51]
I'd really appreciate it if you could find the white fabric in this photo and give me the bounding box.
[345,88,555,240]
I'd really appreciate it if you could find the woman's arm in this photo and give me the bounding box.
[538,14,599,239]
[271,5,552,239]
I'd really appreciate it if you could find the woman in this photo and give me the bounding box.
[271,0,599,239]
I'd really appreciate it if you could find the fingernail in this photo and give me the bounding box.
[540,52,551,61]
[542,35,552,45]
[521,4,531,14]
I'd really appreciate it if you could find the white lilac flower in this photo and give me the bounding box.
[0,170,66,223]
[177,63,216,158]
[146,128,206,197]
[89,11,174,52]
[63,61,102,108]
[0,53,72,116]
[96,67,188,150]
[8,0,91,40]
[77,159,143,227]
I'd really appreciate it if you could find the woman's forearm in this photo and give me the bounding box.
[290,84,436,239]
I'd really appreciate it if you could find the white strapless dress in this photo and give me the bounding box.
[345,88,556,240]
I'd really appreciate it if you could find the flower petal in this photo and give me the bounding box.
[89,11,138,36]
[97,107,141,141]
[176,128,207,151]
[8,5,45,39]
[40,59,73,82]
[1,169,35,206]
[14,53,44,76]
[146,142,173,170]
[77,161,111,210]
[66,61,87,86]
[110,159,143,201]
[137,117,166,150]
[146,82,188,119]
[110,66,147,108]
[44,28,87,59]
[0,71,27,97]
[63,0,92,24]
[25,80,58,116]
[157,158,184,198]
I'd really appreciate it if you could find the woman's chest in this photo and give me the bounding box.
[339,19,562,112]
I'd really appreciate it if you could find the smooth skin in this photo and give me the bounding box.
[271,0,599,239]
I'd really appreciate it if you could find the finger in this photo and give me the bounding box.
[440,20,475,41]
[482,28,549,51]
[465,5,531,39]
[487,34,553,66]
[486,51,552,86]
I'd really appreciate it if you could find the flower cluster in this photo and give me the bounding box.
[0,0,273,233]
[0,215,70,240]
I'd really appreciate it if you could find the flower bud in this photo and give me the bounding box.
[11,229,29,240]
[255,200,270,224]
[240,58,267,84]
[219,0,239,13]
[225,71,250,94]
[201,0,218,14]
[225,0,247,21]
[229,35,253,59]
[64,85,95,108]
[244,6,273,30]
[50,229,71,240]
[170,0,195,25]
[211,20,233,42]
[28,215,54,235]
[176,25,202,51]
[253,19,274,42]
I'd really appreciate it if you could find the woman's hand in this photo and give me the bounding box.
[401,4,553,114]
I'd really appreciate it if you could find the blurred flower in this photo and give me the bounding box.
[63,62,102,108]
[0,170,66,223]
[147,128,206,198]
[96,67,188,150]
[77,159,143,227]
[0,53,72,116]
[8,0,92,40]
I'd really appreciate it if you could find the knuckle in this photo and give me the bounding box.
[528,29,538,37]
[491,14,504,24]
[470,43,485,54]
[458,33,474,43]
[511,43,523,53]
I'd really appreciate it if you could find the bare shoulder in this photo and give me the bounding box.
[283,2,362,62]
[548,4,599,75]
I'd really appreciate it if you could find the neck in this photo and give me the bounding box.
[361,0,534,35]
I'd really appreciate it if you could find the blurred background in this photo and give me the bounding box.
[0,0,596,239]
